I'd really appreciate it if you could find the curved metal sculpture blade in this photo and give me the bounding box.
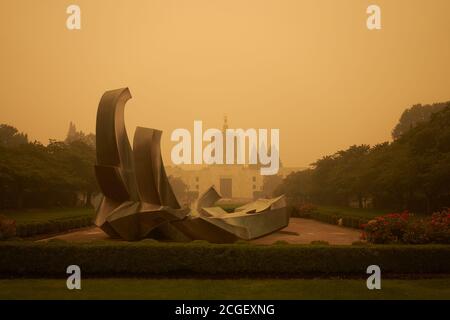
[133,127,181,208]
[95,88,138,202]
[94,88,188,240]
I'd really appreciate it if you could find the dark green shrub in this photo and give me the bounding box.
[299,209,369,230]
[35,222,45,234]
[15,215,94,238]
[272,240,289,245]
[0,242,449,277]
[351,241,369,246]
[310,240,329,245]
[27,223,38,236]
[234,240,250,245]
[15,224,25,237]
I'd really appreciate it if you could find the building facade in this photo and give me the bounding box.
[166,117,303,201]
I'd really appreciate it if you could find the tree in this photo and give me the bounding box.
[262,174,283,198]
[276,104,450,214]
[0,124,28,147]
[65,122,96,148]
[392,102,449,140]
[274,169,313,202]
[0,126,97,209]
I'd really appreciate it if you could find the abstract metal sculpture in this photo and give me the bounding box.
[197,187,289,240]
[93,88,290,242]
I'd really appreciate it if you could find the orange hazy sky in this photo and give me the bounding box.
[1,0,449,167]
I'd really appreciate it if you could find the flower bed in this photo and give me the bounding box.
[0,215,16,240]
[362,209,450,244]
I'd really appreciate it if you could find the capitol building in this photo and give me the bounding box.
[166,117,303,202]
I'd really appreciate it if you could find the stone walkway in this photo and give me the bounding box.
[251,218,362,245]
[38,227,110,243]
[39,218,362,245]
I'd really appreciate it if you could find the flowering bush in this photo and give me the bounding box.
[0,215,16,240]
[361,212,410,244]
[296,202,317,214]
[362,209,450,244]
[402,220,430,244]
[427,209,450,244]
[289,199,317,218]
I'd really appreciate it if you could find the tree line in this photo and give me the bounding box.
[0,124,96,209]
[276,102,450,213]
[0,123,193,210]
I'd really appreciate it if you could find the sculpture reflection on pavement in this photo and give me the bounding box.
[93,88,290,242]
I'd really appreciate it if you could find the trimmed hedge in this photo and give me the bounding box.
[0,241,449,277]
[15,216,93,238]
[292,208,368,229]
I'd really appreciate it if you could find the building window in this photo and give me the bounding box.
[253,184,256,190]
[195,177,199,182]
[252,176,256,182]
[196,185,199,190]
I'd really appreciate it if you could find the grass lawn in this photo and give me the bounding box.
[1,208,94,225]
[1,278,449,300]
